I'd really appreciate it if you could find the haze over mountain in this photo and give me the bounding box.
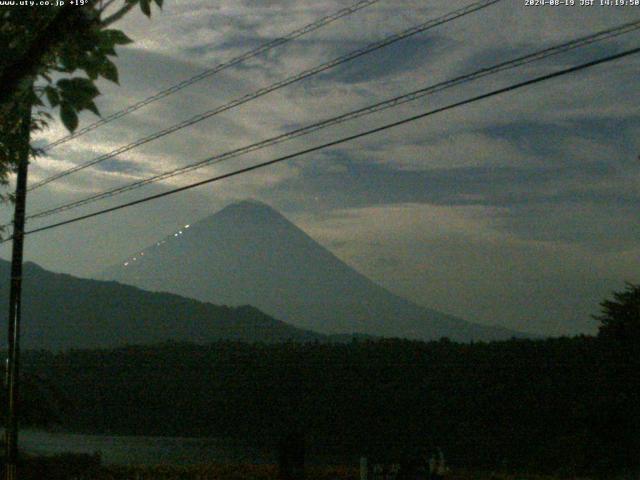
[0,260,328,350]
[99,200,525,341]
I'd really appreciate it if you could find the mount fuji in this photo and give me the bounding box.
[99,201,524,341]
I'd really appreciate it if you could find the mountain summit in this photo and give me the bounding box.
[100,201,523,341]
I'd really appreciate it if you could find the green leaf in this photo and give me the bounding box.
[140,0,151,17]
[84,63,100,80]
[55,78,102,119]
[102,29,133,46]
[31,94,44,108]
[99,43,117,56]
[44,86,60,107]
[57,78,100,106]
[60,103,79,132]
[100,59,119,84]
[153,0,163,7]
[85,100,100,116]
[78,52,103,80]
[58,45,81,72]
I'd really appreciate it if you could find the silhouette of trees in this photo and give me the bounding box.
[594,282,640,341]
[14,337,611,475]
[590,283,640,478]
[5,283,639,476]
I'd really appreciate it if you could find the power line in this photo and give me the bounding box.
[32,0,500,188]
[22,19,640,222]
[29,0,502,191]
[11,46,638,240]
[40,0,383,152]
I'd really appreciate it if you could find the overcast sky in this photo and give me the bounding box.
[2,0,639,336]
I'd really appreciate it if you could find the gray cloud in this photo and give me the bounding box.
[3,0,640,336]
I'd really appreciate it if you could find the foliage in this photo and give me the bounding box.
[590,283,640,478]
[0,0,162,201]
[104,464,364,480]
[3,458,593,480]
[7,460,358,480]
[593,282,640,341]
[17,335,623,477]
[8,285,639,477]
[2,452,102,480]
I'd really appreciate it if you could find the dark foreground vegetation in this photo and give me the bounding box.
[11,337,638,478]
[0,456,354,480]
[4,284,640,479]
[0,456,592,480]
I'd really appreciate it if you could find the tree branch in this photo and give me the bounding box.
[98,0,119,16]
[102,1,138,27]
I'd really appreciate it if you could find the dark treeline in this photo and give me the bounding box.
[13,331,639,478]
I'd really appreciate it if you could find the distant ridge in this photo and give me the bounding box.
[100,200,527,342]
[0,260,334,350]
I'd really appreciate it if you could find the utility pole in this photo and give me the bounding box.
[4,103,31,480]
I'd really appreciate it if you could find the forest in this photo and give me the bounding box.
[9,338,635,476]
[1,284,637,478]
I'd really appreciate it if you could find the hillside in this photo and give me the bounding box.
[0,260,326,350]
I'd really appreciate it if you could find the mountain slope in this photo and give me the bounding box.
[0,260,327,350]
[100,200,524,341]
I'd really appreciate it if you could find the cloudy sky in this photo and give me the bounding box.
[2,0,639,336]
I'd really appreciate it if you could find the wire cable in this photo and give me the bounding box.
[40,0,383,151]
[10,45,638,240]
[29,0,502,191]
[22,19,640,222]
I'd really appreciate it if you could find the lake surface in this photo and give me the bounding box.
[19,430,276,466]
[18,430,356,466]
